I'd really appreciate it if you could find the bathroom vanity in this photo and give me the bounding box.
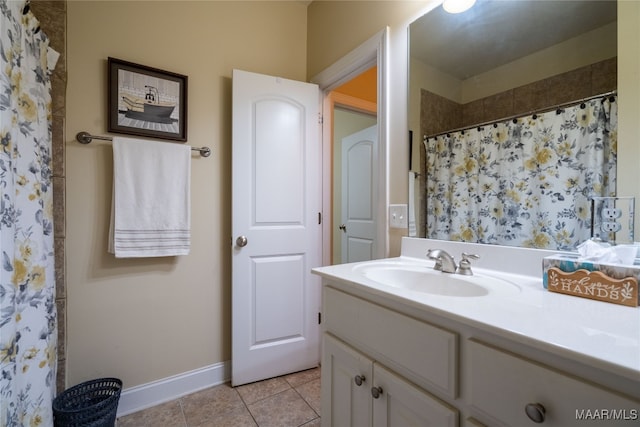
[312,238,640,426]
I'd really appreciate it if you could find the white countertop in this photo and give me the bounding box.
[313,238,640,383]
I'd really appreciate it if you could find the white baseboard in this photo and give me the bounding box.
[116,360,230,417]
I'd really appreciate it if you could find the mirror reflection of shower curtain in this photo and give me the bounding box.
[424,96,617,250]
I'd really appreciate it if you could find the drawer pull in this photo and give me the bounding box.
[354,375,366,386]
[371,386,383,399]
[525,403,546,423]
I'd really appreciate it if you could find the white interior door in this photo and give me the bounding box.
[231,69,322,386]
[341,125,378,263]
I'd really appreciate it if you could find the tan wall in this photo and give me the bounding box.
[66,1,308,389]
[306,1,430,79]
[64,0,640,392]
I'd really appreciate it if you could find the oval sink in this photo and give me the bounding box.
[356,264,520,297]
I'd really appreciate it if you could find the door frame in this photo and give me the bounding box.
[311,28,389,266]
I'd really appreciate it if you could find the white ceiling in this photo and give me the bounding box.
[410,0,617,79]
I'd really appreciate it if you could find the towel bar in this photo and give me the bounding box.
[76,131,212,157]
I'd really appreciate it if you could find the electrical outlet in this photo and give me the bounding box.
[602,208,622,219]
[591,196,636,244]
[601,221,622,232]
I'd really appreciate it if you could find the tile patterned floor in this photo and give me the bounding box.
[117,367,321,427]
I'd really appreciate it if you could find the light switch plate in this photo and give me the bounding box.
[389,204,408,228]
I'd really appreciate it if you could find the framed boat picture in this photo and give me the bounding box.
[108,57,188,141]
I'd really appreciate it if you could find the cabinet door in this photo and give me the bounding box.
[372,363,458,427]
[324,286,458,397]
[322,333,373,427]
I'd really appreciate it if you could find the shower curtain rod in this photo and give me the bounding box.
[423,90,617,141]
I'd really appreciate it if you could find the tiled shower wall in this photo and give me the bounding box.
[421,58,617,137]
[30,0,67,393]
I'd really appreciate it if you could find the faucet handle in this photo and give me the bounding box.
[461,253,479,261]
[458,253,480,275]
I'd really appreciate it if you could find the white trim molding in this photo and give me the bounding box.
[116,361,230,417]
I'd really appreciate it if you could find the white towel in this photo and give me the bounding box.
[108,137,191,257]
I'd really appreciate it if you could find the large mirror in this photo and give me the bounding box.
[408,0,625,250]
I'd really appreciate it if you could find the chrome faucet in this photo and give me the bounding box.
[426,249,457,273]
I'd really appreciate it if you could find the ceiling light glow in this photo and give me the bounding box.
[442,0,476,14]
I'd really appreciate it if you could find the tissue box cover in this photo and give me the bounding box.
[542,254,639,307]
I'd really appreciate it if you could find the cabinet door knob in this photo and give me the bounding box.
[371,386,383,399]
[525,403,546,423]
[354,375,366,386]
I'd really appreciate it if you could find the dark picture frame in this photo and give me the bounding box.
[108,57,188,141]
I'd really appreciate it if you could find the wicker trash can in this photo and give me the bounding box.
[52,378,122,427]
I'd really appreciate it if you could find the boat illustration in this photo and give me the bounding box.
[121,85,176,124]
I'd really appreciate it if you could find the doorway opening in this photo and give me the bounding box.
[331,68,377,264]
[312,28,388,266]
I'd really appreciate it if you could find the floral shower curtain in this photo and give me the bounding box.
[425,95,617,251]
[1,1,59,425]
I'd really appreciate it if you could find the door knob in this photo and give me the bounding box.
[236,236,248,247]
[354,375,366,386]
[339,224,347,233]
